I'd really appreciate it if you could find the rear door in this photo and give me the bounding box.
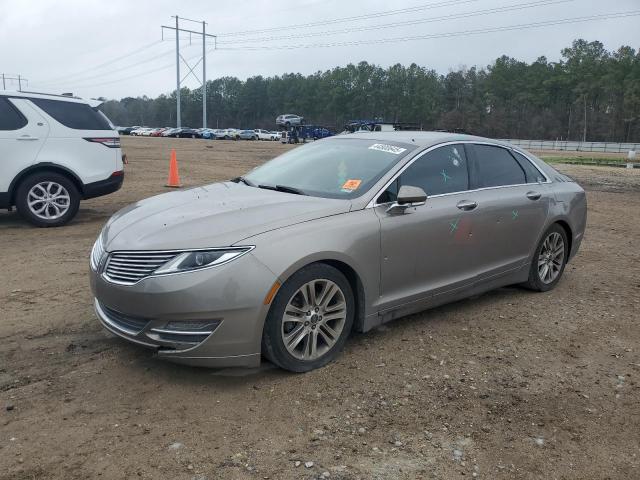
[465,143,551,281]
[0,97,49,193]
[27,97,120,184]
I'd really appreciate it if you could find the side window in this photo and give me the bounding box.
[473,144,526,188]
[29,98,112,130]
[0,98,27,130]
[376,144,469,203]
[511,151,547,183]
[401,144,469,196]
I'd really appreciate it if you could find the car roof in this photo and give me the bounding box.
[331,131,513,149]
[0,89,100,106]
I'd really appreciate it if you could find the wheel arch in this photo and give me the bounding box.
[8,163,84,206]
[273,255,368,334]
[553,218,573,260]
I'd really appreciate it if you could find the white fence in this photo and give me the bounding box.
[500,139,639,154]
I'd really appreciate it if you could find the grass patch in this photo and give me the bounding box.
[541,156,634,167]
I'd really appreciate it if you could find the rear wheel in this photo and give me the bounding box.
[15,172,80,227]
[523,224,568,291]
[262,263,354,372]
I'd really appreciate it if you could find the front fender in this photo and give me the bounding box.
[239,209,381,318]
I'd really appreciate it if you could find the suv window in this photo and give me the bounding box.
[511,151,547,183]
[472,144,526,188]
[29,98,112,130]
[378,144,469,203]
[0,97,28,130]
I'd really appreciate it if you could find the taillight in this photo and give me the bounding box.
[84,137,120,148]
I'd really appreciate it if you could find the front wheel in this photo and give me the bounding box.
[262,263,354,372]
[15,172,80,227]
[523,224,569,291]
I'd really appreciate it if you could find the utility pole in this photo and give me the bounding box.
[175,16,181,128]
[582,94,587,143]
[162,17,216,129]
[1,74,27,91]
[202,21,206,128]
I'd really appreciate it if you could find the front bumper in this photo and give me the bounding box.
[90,252,277,368]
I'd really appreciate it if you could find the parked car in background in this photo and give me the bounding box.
[116,126,133,135]
[221,128,240,140]
[200,128,217,139]
[254,129,272,141]
[89,132,586,372]
[238,129,258,140]
[276,114,304,127]
[161,128,179,137]
[0,90,124,227]
[150,127,168,137]
[177,128,200,138]
[270,131,281,140]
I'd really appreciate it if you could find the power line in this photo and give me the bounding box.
[36,45,180,87]
[38,40,164,84]
[30,46,212,91]
[214,10,640,51]
[216,0,482,37]
[217,0,572,45]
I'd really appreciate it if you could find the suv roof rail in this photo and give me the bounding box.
[9,90,82,100]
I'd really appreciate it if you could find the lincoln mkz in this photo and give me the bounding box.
[90,132,586,372]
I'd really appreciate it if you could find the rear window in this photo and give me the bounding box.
[511,151,547,183]
[0,97,27,130]
[29,98,112,130]
[472,144,526,188]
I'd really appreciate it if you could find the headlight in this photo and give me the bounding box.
[90,234,106,271]
[153,247,253,275]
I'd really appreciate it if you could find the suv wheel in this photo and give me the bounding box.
[262,263,354,372]
[15,172,80,227]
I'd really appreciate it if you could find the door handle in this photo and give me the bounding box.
[456,200,478,211]
[17,135,39,141]
[526,191,542,201]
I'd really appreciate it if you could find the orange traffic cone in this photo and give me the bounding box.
[166,149,182,188]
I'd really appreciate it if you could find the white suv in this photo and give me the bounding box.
[0,91,124,227]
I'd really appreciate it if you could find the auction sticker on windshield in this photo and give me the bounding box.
[368,144,407,155]
[341,179,362,191]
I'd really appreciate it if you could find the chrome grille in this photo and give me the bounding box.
[104,251,178,285]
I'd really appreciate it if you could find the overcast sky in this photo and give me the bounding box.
[1,0,638,100]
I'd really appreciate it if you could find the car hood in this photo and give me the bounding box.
[103,182,351,251]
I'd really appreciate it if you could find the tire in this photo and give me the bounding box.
[15,172,80,227]
[262,263,354,372]
[522,224,569,291]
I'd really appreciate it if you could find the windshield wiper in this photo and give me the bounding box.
[258,184,307,196]
[231,176,256,187]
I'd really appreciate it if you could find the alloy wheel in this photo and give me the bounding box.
[281,279,347,361]
[27,181,71,220]
[537,231,565,284]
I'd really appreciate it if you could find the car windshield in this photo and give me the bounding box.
[243,138,415,199]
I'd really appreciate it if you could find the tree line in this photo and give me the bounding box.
[101,39,640,142]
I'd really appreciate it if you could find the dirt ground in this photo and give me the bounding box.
[1,137,639,480]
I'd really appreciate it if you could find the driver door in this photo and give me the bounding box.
[374,144,477,313]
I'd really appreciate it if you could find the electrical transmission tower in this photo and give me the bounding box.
[1,74,28,91]
[162,16,216,128]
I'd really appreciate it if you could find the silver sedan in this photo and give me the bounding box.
[89,132,587,372]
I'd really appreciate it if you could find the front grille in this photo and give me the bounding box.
[104,251,178,285]
[100,303,150,334]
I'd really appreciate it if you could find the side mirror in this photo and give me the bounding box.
[386,185,427,213]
